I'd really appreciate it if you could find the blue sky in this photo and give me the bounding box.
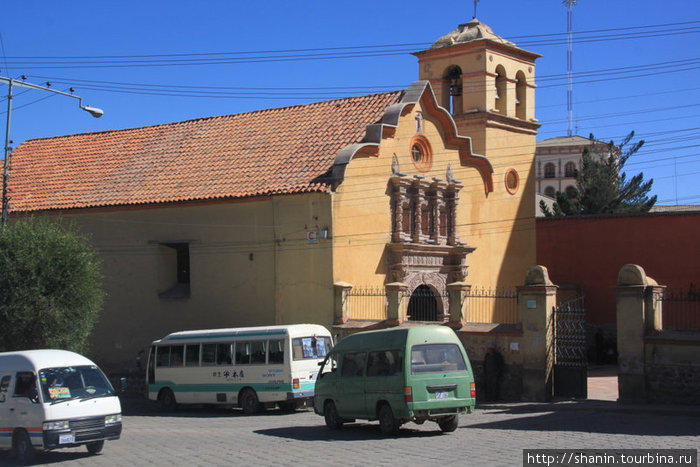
[1,0,699,206]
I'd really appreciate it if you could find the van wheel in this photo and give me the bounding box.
[13,429,36,464]
[324,401,343,429]
[86,440,104,454]
[378,404,400,435]
[158,388,177,412]
[239,388,261,414]
[438,415,459,433]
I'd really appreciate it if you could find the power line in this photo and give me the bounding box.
[1,22,698,70]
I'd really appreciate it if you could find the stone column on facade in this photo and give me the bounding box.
[385,282,408,325]
[447,282,471,329]
[427,186,438,244]
[445,188,456,245]
[506,78,517,117]
[333,282,353,325]
[616,264,662,403]
[518,265,557,402]
[411,177,427,243]
[389,176,407,243]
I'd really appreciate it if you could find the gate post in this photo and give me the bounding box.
[447,282,471,328]
[386,282,408,325]
[616,264,663,403]
[518,266,557,402]
[333,282,353,324]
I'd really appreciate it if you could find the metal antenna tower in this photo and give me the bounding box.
[564,0,578,136]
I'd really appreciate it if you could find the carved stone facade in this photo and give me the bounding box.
[388,163,476,320]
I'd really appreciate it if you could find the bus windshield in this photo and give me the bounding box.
[39,365,115,403]
[292,336,332,360]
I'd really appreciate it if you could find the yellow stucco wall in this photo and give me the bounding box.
[56,193,333,371]
[331,96,536,293]
[413,38,539,290]
[465,125,537,289]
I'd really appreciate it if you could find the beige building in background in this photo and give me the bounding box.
[8,19,540,373]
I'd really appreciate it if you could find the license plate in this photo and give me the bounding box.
[435,391,449,399]
[59,433,75,444]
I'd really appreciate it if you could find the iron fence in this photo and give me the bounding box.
[346,286,387,321]
[658,285,700,331]
[466,287,519,324]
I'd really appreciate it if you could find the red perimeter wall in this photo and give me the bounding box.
[536,212,700,325]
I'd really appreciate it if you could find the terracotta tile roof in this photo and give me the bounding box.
[8,91,402,213]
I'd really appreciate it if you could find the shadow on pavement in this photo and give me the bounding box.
[119,395,317,418]
[254,423,444,441]
[468,405,700,437]
[0,449,97,466]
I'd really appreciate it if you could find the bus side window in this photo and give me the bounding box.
[341,352,366,378]
[367,350,401,377]
[236,342,251,365]
[268,340,284,365]
[170,345,184,367]
[202,344,216,366]
[216,344,232,365]
[251,341,266,364]
[156,346,171,367]
[185,344,200,366]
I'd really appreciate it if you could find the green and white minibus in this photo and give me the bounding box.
[147,324,332,413]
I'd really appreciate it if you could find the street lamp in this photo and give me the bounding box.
[1,76,104,226]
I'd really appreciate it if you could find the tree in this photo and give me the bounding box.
[0,217,104,352]
[540,131,657,216]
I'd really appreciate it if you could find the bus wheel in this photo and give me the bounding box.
[239,388,261,414]
[438,415,459,433]
[13,429,36,464]
[158,388,177,412]
[324,401,343,429]
[86,440,104,454]
[378,404,400,436]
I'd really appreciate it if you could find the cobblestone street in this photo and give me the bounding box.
[2,399,698,466]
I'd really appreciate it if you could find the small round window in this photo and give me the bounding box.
[410,135,433,172]
[412,144,423,163]
[505,168,519,195]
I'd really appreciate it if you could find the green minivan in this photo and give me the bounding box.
[313,325,476,435]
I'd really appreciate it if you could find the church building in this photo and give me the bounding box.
[8,19,540,372]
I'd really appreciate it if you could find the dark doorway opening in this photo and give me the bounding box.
[408,285,439,321]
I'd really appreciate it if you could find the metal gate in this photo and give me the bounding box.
[553,295,587,398]
[407,285,445,322]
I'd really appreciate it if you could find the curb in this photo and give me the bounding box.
[476,399,700,417]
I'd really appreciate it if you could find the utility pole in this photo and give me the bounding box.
[564,0,578,137]
[1,76,103,227]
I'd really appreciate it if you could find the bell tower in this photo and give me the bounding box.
[413,18,540,156]
[413,19,541,290]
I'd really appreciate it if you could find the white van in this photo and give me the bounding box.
[0,350,122,463]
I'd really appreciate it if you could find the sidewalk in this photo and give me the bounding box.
[587,364,618,401]
[477,365,700,417]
